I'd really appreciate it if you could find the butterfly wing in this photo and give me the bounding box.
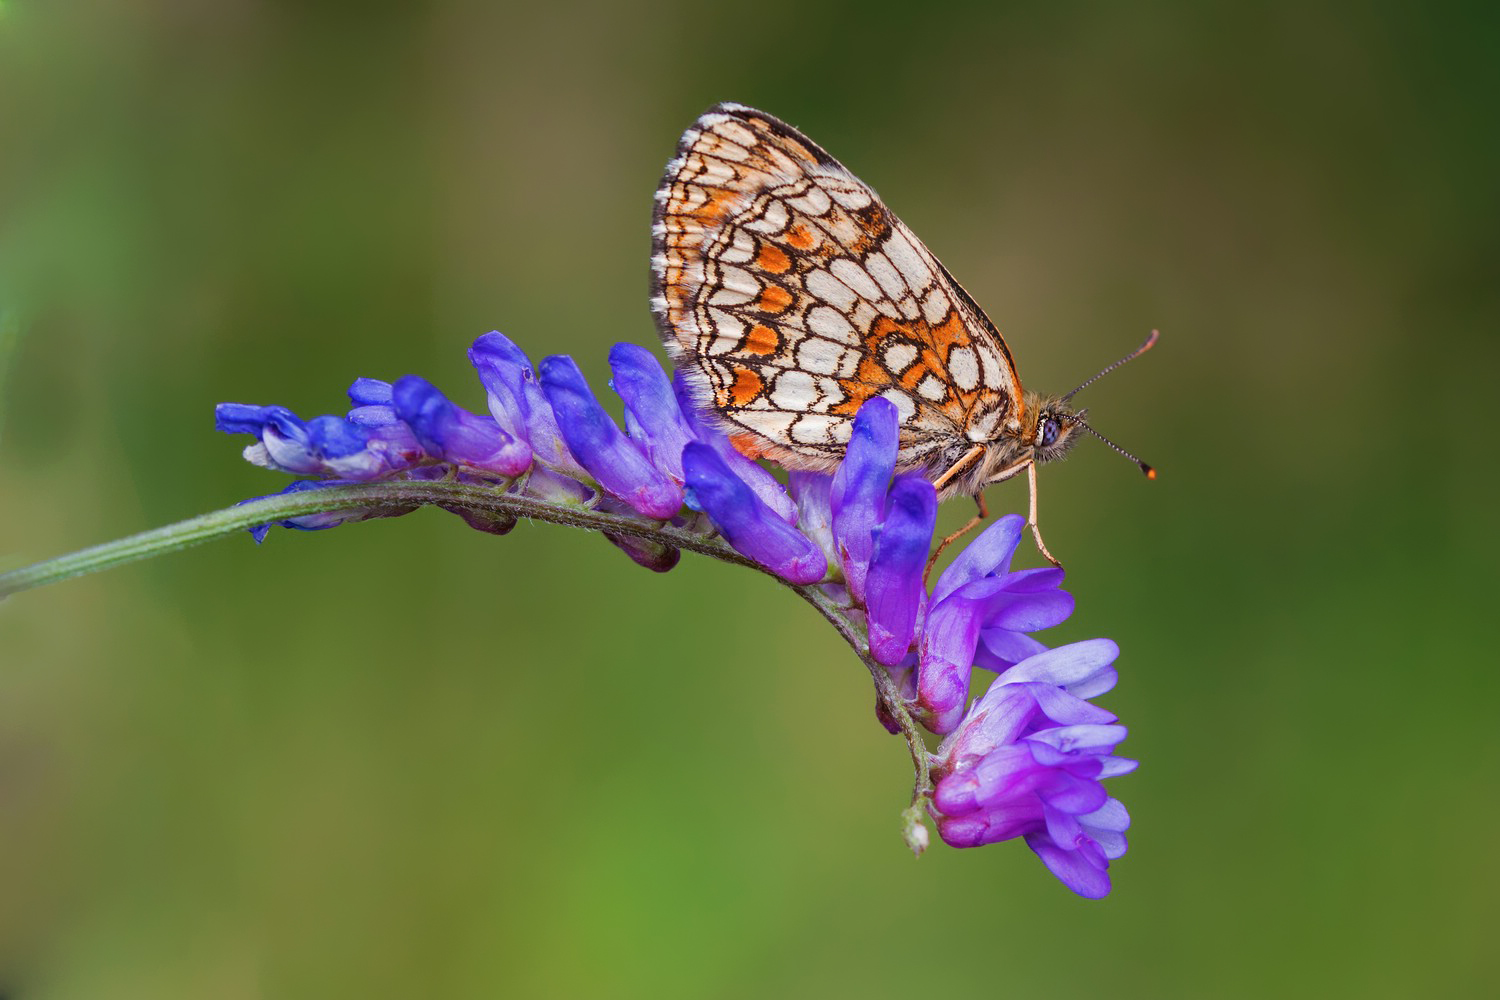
[651,102,1024,476]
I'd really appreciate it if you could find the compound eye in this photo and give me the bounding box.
[1038,416,1060,449]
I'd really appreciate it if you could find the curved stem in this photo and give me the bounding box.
[0,479,756,598]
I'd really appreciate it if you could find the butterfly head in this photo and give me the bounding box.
[937,392,1085,497]
[1029,395,1085,466]
[953,386,1151,495]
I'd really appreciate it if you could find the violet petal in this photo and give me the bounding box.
[829,397,899,601]
[1026,833,1112,899]
[469,332,587,477]
[392,375,532,477]
[931,514,1025,604]
[1001,638,1120,691]
[681,443,826,584]
[865,474,935,666]
[538,355,684,519]
[609,343,696,483]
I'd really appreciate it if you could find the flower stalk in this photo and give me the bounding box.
[0,479,746,599]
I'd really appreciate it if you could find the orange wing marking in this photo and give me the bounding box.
[743,324,782,356]
[755,243,792,274]
[755,285,794,314]
[722,367,764,407]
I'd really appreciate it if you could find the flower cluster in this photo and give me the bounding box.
[217,332,1136,897]
[929,611,1135,898]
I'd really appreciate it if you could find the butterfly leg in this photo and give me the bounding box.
[930,444,985,496]
[1027,462,1063,568]
[924,494,988,583]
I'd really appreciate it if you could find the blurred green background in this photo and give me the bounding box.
[2,1,1497,997]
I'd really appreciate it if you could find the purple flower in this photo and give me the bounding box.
[829,397,899,603]
[536,355,684,519]
[214,403,423,481]
[930,639,1136,898]
[600,531,681,573]
[787,471,837,572]
[864,475,936,666]
[391,376,533,478]
[916,515,1074,734]
[609,343,696,483]
[681,442,827,584]
[468,331,587,479]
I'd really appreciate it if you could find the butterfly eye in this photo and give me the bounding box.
[1038,417,1060,449]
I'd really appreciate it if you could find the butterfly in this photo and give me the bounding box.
[650,102,1154,565]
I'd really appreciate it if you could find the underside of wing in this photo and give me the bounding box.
[651,102,1023,475]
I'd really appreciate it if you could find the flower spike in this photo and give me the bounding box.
[206,332,1137,897]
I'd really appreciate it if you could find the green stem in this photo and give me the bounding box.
[0,479,753,598]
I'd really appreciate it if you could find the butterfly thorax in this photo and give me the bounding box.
[926,390,1084,500]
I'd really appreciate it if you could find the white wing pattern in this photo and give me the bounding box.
[650,102,1025,479]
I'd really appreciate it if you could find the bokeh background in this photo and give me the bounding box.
[2,1,1496,997]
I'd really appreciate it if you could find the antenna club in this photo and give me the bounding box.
[1142,464,1157,480]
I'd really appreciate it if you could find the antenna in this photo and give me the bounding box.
[1063,329,1159,402]
[1076,419,1156,479]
